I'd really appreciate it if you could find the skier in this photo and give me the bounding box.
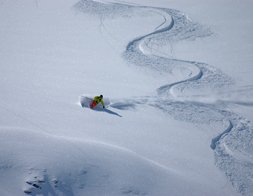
[90,95,105,109]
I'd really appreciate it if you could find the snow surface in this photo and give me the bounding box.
[0,0,253,195]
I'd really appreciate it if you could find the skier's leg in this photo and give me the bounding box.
[90,101,97,109]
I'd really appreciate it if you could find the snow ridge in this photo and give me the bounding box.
[0,127,180,196]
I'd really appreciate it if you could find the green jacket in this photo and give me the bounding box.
[93,96,105,107]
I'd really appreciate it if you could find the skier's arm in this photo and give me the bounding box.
[101,99,105,108]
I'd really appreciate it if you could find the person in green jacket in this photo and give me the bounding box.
[90,95,105,109]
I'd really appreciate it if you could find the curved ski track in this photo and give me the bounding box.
[76,1,253,195]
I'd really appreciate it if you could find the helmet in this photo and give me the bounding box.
[100,95,103,98]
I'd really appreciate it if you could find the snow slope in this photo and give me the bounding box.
[1,128,190,196]
[0,0,252,195]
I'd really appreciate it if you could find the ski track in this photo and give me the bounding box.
[76,1,253,195]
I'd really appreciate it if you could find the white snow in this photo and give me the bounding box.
[0,0,252,195]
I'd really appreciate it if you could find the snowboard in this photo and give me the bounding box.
[80,96,110,110]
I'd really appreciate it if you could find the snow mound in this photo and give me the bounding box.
[0,127,191,196]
